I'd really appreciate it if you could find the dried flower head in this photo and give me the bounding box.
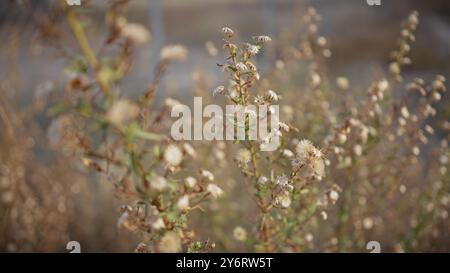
[235,148,252,164]
[185,177,197,188]
[150,176,168,191]
[201,170,215,181]
[152,218,166,230]
[328,190,339,204]
[337,77,350,90]
[257,176,269,185]
[294,139,325,179]
[177,195,190,211]
[267,90,281,101]
[221,27,234,37]
[164,144,183,166]
[160,45,188,61]
[183,143,197,158]
[275,191,291,208]
[243,43,259,56]
[213,85,227,96]
[236,62,249,73]
[253,35,272,43]
[296,139,322,161]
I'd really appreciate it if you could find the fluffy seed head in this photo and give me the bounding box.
[253,35,272,43]
[159,232,181,253]
[233,226,247,241]
[160,45,188,61]
[107,99,139,127]
[176,195,190,211]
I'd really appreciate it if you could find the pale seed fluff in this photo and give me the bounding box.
[233,226,247,241]
[337,133,347,144]
[106,99,139,127]
[165,98,182,108]
[176,195,190,211]
[321,211,328,221]
[401,106,410,119]
[207,184,224,198]
[399,184,407,194]
[236,62,248,73]
[150,176,167,191]
[1,191,13,204]
[276,60,285,70]
[185,176,197,188]
[305,233,314,242]
[254,95,265,105]
[328,190,339,204]
[267,89,281,101]
[244,43,259,56]
[425,125,434,135]
[440,155,448,165]
[159,231,181,253]
[201,169,214,181]
[205,41,218,56]
[378,79,389,92]
[317,36,327,47]
[164,144,183,166]
[212,85,226,96]
[282,149,294,158]
[337,77,349,90]
[160,45,188,61]
[183,143,197,158]
[279,122,290,132]
[296,139,323,162]
[311,73,321,86]
[363,217,374,230]
[253,35,272,43]
[116,17,151,45]
[275,192,291,208]
[353,144,363,156]
[246,61,257,72]
[257,176,269,185]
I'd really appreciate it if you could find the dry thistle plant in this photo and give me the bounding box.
[44,1,223,253]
